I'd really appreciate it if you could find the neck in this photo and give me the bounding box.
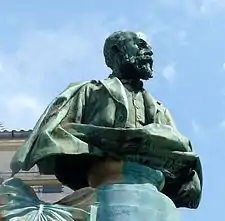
[109,70,140,80]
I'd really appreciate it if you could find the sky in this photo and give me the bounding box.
[0,0,225,220]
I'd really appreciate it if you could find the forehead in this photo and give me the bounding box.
[123,32,148,43]
[136,32,148,42]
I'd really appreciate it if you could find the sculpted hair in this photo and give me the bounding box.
[103,31,133,69]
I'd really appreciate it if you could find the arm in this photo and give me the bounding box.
[61,80,97,125]
[160,105,203,209]
[60,87,86,125]
[54,82,101,191]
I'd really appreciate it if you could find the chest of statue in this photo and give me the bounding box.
[83,83,156,128]
[119,87,145,128]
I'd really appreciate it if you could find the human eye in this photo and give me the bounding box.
[138,39,147,47]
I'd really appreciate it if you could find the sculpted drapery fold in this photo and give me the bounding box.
[4,31,202,221]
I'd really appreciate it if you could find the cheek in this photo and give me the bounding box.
[124,44,139,57]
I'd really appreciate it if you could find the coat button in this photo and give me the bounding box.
[137,115,142,120]
[133,100,139,109]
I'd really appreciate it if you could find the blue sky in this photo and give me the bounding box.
[0,0,225,220]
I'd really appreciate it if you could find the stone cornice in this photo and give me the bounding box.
[0,139,25,151]
[0,130,32,151]
[0,131,61,186]
[15,175,61,186]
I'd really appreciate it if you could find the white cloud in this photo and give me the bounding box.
[0,28,94,129]
[162,63,177,83]
[222,62,225,71]
[0,14,150,130]
[156,0,225,18]
[0,18,109,129]
[191,120,201,134]
[154,0,201,17]
[191,120,207,139]
[177,30,188,46]
[200,0,225,15]
[1,94,44,130]
[0,29,92,91]
[0,62,3,73]
[220,120,225,128]
[6,94,43,116]
[0,11,185,130]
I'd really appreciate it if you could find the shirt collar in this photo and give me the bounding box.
[120,78,143,91]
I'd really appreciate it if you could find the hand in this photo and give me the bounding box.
[174,171,201,208]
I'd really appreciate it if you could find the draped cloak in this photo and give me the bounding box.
[10,77,202,208]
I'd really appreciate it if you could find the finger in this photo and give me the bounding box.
[177,188,183,195]
[179,190,188,198]
[180,190,196,201]
[172,194,188,203]
[177,187,187,195]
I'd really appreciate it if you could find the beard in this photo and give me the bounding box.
[119,55,153,80]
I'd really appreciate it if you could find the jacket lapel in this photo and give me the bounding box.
[142,90,158,124]
[100,77,129,126]
[100,77,158,126]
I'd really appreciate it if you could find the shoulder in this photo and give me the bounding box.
[156,100,171,117]
[66,80,103,91]
[156,101,176,128]
[85,80,106,92]
[64,80,110,102]
[155,100,173,119]
[77,80,108,99]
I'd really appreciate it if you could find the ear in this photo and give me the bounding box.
[111,44,122,64]
[111,44,119,53]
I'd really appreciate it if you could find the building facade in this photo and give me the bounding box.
[0,130,72,203]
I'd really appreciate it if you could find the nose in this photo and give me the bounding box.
[147,45,153,55]
[144,50,153,56]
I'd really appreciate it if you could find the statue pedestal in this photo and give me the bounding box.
[88,160,180,221]
[95,183,180,221]
[0,161,181,221]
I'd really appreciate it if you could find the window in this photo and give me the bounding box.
[42,185,63,193]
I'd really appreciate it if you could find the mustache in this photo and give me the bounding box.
[138,49,153,56]
[122,51,154,72]
[136,55,153,70]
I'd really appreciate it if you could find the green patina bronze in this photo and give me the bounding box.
[3,31,202,220]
